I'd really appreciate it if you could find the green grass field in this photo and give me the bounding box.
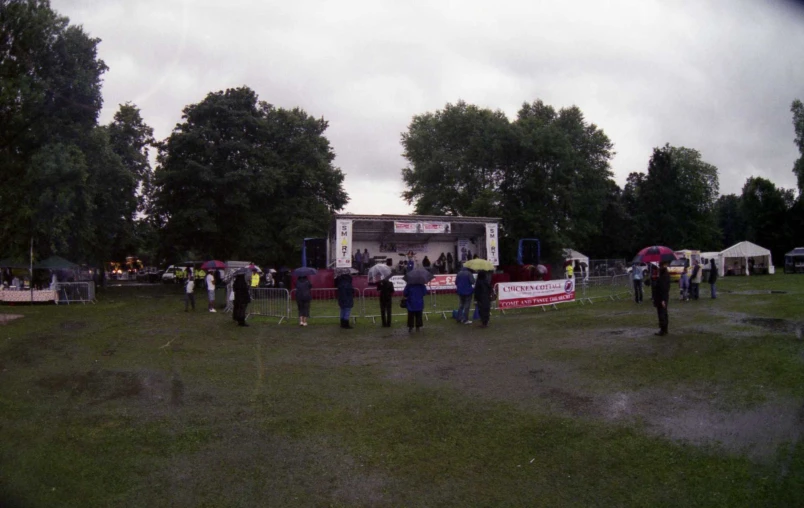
[1,274,803,507]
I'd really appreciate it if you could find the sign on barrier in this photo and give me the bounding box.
[496,279,575,309]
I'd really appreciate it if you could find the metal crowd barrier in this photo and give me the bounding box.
[290,288,361,323]
[54,282,96,304]
[224,278,637,325]
[248,288,291,323]
[577,274,633,304]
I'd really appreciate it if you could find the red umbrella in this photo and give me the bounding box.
[200,260,226,270]
[633,246,677,264]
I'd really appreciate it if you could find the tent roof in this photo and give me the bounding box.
[701,251,720,259]
[785,247,804,257]
[719,241,771,258]
[562,248,589,262]
[34,255,79,270]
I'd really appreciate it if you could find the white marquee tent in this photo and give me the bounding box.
[713,241,773,276]
[562,248,590,278]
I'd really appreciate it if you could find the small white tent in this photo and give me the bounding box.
[562,248,590,279]
[715,241,773,276]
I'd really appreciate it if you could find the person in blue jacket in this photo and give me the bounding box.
[403,282,428,333]
[455,267,474,324]
[335,272,354,329]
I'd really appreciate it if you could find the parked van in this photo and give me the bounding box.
[161,265,186,284]
[668,250,702,281]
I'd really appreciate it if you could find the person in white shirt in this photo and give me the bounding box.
[205,271,216,312]
[184,270,195,311]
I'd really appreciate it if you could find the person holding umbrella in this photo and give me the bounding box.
[474,271,493,328]
[455,266,474,324]
[233,270,251,327]
[653,261,671,336]
[335,269,355,329]
[376,259,395,327]
[295,275,312,326]
[403,279,428,333]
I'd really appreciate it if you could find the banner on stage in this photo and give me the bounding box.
[496,279,575,309]
[485,223,499,266]
[394,221,451,234]
[394,222,422,234]
[422,222,451,234]
[335,219,353,268]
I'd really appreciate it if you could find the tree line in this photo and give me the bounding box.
[401,101,804,265]
[2,1,802,269]
[1,0,347,268]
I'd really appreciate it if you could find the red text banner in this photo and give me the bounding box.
[496,279,575,309]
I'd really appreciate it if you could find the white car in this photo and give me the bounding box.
[161,265,186,284]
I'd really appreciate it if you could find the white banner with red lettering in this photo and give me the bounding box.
[496,279,575,309]
[394,221,451,234]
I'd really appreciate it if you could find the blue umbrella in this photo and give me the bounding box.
[292,267,318,277]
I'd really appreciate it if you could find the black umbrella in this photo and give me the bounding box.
[404,267,434,285]
[292,267,318,277]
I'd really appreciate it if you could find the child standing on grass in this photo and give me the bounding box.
[184,269,195,311]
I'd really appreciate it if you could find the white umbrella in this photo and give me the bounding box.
[367,263,392,282]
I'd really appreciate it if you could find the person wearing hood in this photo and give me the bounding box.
[335,271,354,329]
[474,271,493,328]
[232,271,251,327]
[403,280,428,333]
[295,275,312,326]
[455,267,475,324]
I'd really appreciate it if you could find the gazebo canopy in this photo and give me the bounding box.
[34,256,80,270]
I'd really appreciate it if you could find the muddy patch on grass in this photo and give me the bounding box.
[595,389,803,459]
[0,314,24,324]
[740,317,802,336]
[60,320,87,331]
[37,369,185,407]
[136,431,395,506]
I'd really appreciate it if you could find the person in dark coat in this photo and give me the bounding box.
[295,275,312,326]
[335,272,354,329]
[377,260,395,328]
[652,261,671,336]
[455,267,474,324]
[446,252,454,273]
[474,271,493,328]
[708,258,718,299]
[403,282,428,332]
[232,272,251,327]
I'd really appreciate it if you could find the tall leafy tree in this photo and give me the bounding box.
[714,194,746,249]
[0,0,107,261]
[740,177,795,264]
[401,100,511,217]
[504,101,614,257]
[107,103,155,215]
[401,99,615,262]
[791,99,804,193]
[152,87,348,265]
[639,144,719,250]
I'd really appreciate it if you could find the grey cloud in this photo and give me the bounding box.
[54,0,804,215]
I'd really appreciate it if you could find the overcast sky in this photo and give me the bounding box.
[53,0,804,214]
